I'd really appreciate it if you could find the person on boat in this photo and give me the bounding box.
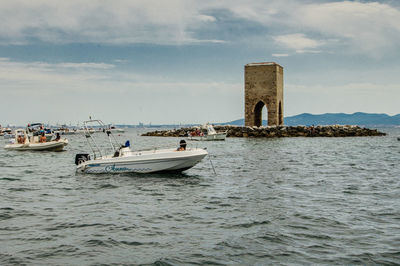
[39,132,47,143]
[17,135,24,144]
[177,139,187,151]
[55,133,61,141]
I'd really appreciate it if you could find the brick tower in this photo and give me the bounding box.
[244,62,284,127]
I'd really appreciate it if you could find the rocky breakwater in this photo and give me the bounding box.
[141,125,386,138]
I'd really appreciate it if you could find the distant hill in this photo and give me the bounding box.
[220,112,400,127]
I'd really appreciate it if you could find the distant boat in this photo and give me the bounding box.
[53,125,78,135]
[1,127,14,139]
[108,125,125,133]
[188,124,227,141]
[5,129,68,151]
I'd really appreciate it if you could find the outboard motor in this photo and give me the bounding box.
[75,153,90,165]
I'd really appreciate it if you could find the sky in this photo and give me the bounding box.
[0,0,399,126]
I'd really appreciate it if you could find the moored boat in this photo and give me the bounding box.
[75,119,207,174]
[188,124,227,141]
[108,125,125,133]
[1,128,15,139]
[53,125,78,135]
[5,129,68,151]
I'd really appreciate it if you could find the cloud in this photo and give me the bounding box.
[0,0,399,56]
[0,0,219,45]
[0,58,243,124]
[273,34,323,53]
[205,0,400,55]
[0,59,115,90]
[293,1,400,54]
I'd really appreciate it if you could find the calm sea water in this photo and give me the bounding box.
[1,128,399,265]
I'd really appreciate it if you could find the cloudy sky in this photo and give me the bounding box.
[1,0,399,125]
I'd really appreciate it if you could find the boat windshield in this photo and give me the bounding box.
[207,125,217,135]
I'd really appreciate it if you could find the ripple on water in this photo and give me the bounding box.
[8,187,35,192]
[0,208,35,221]
[44,222,116,231]
[0,129,399,265]
[0,177,20,181]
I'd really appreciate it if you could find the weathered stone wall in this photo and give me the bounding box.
[245,62,284,127]
[141,125,386,138]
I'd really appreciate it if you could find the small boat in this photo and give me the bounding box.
[5,129,68,151]
[108,125,125,133]
[1,128,15,139]
[75,119,208,174]
[53,125,78,135]
[188,124,227,141]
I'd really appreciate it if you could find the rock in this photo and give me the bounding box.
[141,125,386,138]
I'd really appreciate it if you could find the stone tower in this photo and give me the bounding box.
[244,62,284,127]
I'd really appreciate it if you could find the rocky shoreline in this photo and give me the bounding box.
[141,125,386,138]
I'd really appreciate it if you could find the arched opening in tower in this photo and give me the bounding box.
[254,101,268,127]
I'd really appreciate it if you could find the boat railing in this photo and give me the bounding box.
[81,119,123,159]
[129,141,200,153]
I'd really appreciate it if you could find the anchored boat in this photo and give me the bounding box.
[188,124,227,141]
[4,129,68,151]
[75,119,208,174]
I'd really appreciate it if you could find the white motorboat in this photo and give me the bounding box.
[188,124,227,141]
[53,125,78,135]
[108,125,125,133]
[1,127,14,139]
[5,129,68,151]
[75,119,208,174]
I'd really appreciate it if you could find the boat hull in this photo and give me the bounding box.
[189,132,226,141]
[76,148,207,174]
[4,139,68,151]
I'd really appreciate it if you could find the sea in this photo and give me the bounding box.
[1,128,399,265]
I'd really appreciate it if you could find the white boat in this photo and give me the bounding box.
[1,128,15,139]
[75,119,208,174]
[1,127,14,139]
[53,125,78,135]
[108,125,125,133]
[188,124,227,141]
[5,129,68,151]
